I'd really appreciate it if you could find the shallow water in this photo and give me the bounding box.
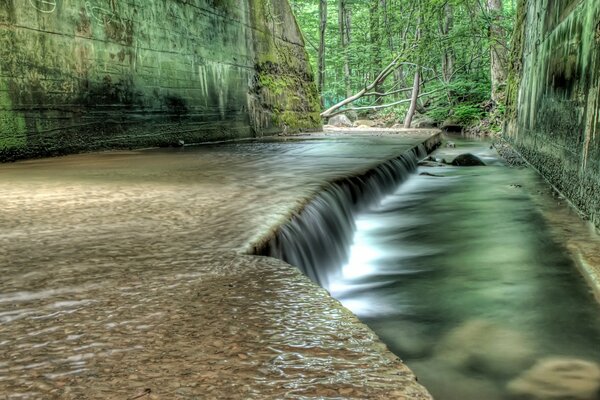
[0,132,436,398]
[327,136,600,400]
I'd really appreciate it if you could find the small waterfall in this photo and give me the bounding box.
[254,144,431,288]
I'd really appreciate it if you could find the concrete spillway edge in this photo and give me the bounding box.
[246,132,441,396]
[247,132,442,257]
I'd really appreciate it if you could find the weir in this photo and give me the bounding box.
[255,133,600,400]
[255,144,429,287]
[0,130,440,398]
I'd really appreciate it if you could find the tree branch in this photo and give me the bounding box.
[326,88,444,118]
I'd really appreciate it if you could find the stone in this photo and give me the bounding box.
[345,110,359,122]
[409,359,504,400]
[413,116,436,128]
[353,119,377,127]
[418,160,446,167]
[435,319,536,378]
[507,357,600,400]
[451,153,486,166]
[327,114,353,127]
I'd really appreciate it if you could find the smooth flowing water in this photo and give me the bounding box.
[323,136,600,400]
[0,132,438,398]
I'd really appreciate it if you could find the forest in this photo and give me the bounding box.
[290,0,516,133]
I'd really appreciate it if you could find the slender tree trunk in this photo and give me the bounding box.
[369,0,382,104]
[440,3,454,83]
[404,16,421,129]
[317,0,327,100]
[488,0,507,103]
[404,67,421,128]
[338,0,352,98]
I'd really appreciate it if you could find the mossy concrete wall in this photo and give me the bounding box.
[0,0,320,161]
[505,0,600,226]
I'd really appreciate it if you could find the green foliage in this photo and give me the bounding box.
[452,104,485,124]
[291,0,515,131]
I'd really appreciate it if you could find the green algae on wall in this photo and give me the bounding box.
[247,0,321,134]
[0,0,320,161]
[505,0,600,226]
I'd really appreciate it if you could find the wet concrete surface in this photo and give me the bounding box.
[0,130,439,399]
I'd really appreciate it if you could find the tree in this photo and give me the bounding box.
[440,3,454,83]
[338,0,352,98]
[488,0,508,103]
[291,0,515,128]
[317,0,327,97]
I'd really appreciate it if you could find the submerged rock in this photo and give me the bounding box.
[418,160,447,167]
[353,119,377,127]
[451,153,486,166]
[435,319,536,378]
[327,114,353,127]
[507,357,600,400]
[410,359,504,400]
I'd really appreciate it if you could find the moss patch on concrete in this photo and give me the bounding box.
[0,0,320,161]
[504,0,600,227]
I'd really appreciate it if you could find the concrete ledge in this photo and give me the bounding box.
[0,130,439,398]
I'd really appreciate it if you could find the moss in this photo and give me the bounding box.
[504,0,527,127]
[0,79,26,150]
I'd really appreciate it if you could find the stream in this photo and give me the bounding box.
[325,135,600,400]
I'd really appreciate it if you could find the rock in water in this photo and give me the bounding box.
[507,357,600,400]
[327,114,353,127]
[353,119,377,127]
[435,319,536,378]
[451,153,486,166]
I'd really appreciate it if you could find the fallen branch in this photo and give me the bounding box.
[326,88,443,118]
[320,55,405,118]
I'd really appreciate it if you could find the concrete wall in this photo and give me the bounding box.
[0,0,320,161]
[505,0,600,226]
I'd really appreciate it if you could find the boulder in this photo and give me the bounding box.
[345,110,359,122]
[451,153,486,166]
[413,116,436,128]
[435,319,536,378]
[507,357,600,400]
[353,119,377,127]
[418,160,446,167]
[327,114,353,127]
[409,359,504,400]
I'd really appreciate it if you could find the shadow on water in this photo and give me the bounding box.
[285,135,600,400]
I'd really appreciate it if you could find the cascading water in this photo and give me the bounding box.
[256,145,428,288]
[256,135,600,400]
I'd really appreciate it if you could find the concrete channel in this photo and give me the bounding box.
[0,129,440,399]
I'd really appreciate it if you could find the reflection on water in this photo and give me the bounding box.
[328,136,600,400]
[0,134,438,398]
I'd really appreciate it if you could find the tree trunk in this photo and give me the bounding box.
[488,0,507,103]
[440,3,454,83]
[403,67,421,128]
[369,0,382,104]
[317,0,327,99]
[338,0,352,98]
